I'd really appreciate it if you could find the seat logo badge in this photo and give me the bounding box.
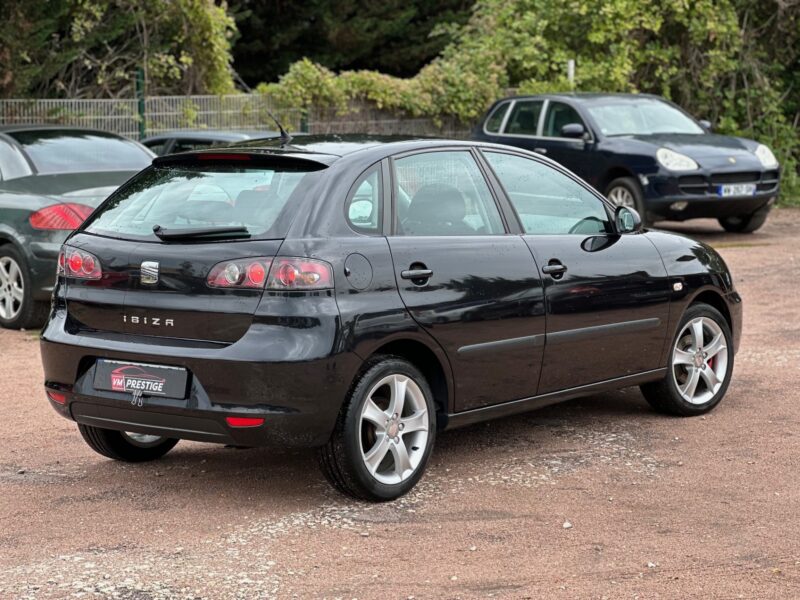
[728,156,736,164]
[141,261,159,285]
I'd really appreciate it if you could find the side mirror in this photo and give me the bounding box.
[698,119,713,132]
[615,205,642,234]
[560,123,586,139]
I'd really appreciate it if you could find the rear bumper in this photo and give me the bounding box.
[40,308,359,448]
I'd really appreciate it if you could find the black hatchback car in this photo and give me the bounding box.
[41,136,741,501]
[472,93,780,232]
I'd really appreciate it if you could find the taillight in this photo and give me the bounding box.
[206,257,334,291]
[59,247,102,279]
[29,203,93,230]
[207,258,273,289]
[267,258,333,290]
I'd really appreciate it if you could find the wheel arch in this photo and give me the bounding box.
[361,337,453,427]
[601,166,638,193]
[690,289,733,335]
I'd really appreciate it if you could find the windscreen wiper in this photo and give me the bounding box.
[152,224,251,240]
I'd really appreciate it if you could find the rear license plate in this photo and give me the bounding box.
[718,183,756,197]
[93,359,188,399]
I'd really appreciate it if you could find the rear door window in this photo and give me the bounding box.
[84,162,324,241]
[504,101,544,135]
[393,151,505,236]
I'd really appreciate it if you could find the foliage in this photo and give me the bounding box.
[0,0,236,98]
[261,0,800,199]
[228,0,473,86]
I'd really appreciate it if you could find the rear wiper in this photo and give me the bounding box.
[152,224,251,240]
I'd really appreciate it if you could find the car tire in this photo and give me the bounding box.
[317,356,436,501]
[0,245,49,330]
[78,424,179,462]
[605,177,647,220]
[718,205,771,233]
[640,302,734,416]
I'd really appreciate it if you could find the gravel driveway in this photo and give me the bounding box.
[1,210,799,599]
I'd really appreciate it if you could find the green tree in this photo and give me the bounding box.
[0,0,236,98]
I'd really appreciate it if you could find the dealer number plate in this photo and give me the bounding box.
[93,359,188,399]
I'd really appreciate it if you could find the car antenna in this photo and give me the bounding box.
[266,109,293,146]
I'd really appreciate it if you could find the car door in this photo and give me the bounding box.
[481,150,672,394]
[386,148,546,411]
[534,100,594,179]
[492,99,546,154]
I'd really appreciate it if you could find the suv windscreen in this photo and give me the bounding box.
[8,130,153,174]
[587,99,704,136]
[84,163,324,241]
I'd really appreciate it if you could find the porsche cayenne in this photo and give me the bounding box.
[40,136,741,501]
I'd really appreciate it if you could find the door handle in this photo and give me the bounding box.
[401,268,433,281]
[542,260,567,278]
[534,147,548,154]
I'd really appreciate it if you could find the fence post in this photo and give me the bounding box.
[135,68,146,139]
[300,110,308,133]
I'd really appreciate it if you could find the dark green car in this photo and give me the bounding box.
[0,126,153,329]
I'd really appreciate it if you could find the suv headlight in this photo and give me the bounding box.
[656,148,699,172]
[754,144,778,168]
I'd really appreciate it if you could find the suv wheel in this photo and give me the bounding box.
[640,303,733,416]
[78,424,179,462]
[606,176,645,215]
[318,356,436,501]
[0,245,49,330]
[718,205,771,233]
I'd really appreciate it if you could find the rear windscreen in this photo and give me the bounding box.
[83,163,324,241]
[9,130,153,174]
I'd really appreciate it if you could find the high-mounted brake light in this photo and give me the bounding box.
[30,203,93,230]
[267,258,333,291]
[207,257,273,289]
[58,247,102,280]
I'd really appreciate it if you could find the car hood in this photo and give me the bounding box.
[625,133,762,168]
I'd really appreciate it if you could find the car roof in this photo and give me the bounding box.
[493,92,666,105]
[142,129,280,142]
[0,124,128,137]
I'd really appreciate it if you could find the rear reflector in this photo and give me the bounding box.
[46,390,67,405]
[30,203,93,230]
[226,416,264,428]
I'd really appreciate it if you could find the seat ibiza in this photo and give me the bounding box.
[40,136,741,501]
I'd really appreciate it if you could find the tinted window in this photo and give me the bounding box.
[394,151,504,236]
[504,101,543,135]
[84,163,324,241]
[143,139,171,156]
[484,151,610,235]
[7,130,152,174]
[484,102,510,133]
[0,139,33,180]
[586,98,704,136]
[172,139,219,153]
[347,166,382,234]
[542,102,585,138]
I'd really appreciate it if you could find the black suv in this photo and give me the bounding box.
[472,93,780,232]
[41,136,741,501]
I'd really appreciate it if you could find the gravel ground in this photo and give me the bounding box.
[1,209,799,599]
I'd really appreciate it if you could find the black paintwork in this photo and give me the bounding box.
[471,93,780,222]
[40,135,742,448]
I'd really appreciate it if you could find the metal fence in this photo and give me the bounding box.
[0,94,472,140]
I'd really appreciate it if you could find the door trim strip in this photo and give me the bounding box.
[547,317,662,345]
[457,333,545,356]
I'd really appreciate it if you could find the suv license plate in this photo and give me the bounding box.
[93,359,188,399]
[718,183,756,197]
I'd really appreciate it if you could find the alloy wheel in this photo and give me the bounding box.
[607,185,636,209]
[122,432,165,447]
[671,317,729,404]
[0,256,24,321]
[359,374,430,485]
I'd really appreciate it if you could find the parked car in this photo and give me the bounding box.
[472,93,780,232]
[141,129,280,155]
[41,135,741,501]
[0,125,154,329]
